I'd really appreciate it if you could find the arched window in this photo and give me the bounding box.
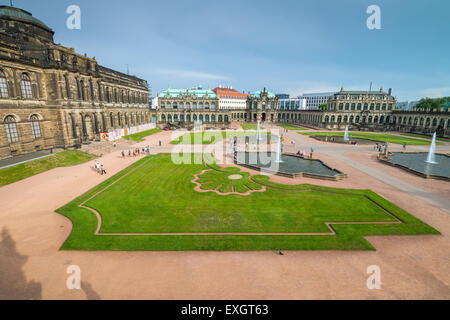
[4,115,19,143]
[0,70,8,98]
[97,82,102,101]
[186,102,191,109]
[432,118,438,127]
[205,102,210,109]
[193,102,197,109]
[79,80,86,100]
[199,102,204,109]
[20,73,33,99]
[30,115,41,139]
[110,113,114,127]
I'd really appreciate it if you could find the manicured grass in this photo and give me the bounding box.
[124,128,161,142]
[278,124,309,131]
[56,154,439,251]
[171,131,270,145]
[0,150,97,187]
[401,133,450,143]
[241,123,263,130]
[299,132,441,146]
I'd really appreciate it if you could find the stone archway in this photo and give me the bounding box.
[84,115,94,140]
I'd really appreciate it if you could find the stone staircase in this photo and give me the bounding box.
[80,138,135,157]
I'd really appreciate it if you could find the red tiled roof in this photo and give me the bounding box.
[213,87,250,99]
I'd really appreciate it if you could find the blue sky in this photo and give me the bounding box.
[12,0,450,101]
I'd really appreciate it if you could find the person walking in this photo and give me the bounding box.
[121,151,125,158]
[95,161,101,173]
[403,143,406,152]
[310,146,315,159]
[100,164,106,175]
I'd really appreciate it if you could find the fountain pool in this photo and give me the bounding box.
[382,153,450,180]
[235,152,346,180]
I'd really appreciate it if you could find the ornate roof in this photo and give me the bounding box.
[251,90,275,99]
[0,6,52,31]
[158,88,217,99]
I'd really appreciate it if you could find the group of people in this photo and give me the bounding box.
[375,143,389,156]
[93,161,107,175]
[296,146,315,159]
[121,146,151,158]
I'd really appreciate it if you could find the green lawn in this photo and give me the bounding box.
[299,132,440,145]
[56,154,439,251]
[278,124,309,131]
[241,123,264,130]
[124,128,161,142]
[171,131,270,145]
[401,133,450,143]
[0,150,97,187]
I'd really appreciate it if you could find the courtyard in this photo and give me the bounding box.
[0,126,449,299]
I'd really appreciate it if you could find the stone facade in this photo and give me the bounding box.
[155,88,279,129]
[0,6,150,160]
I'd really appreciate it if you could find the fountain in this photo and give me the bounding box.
[344,125,349,142]
[426,132,438,164]
[379,132,449,180]
[275,135,283,163]
[256,121,262,142]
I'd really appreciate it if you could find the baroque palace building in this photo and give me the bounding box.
[275,88,450,137]
[0,6,150,160]
[154,87,279,129]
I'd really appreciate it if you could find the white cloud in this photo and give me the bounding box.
[418,87,450,98]
[152,68,230,81]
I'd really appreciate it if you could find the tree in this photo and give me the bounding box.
[318,104,328,111]
[414,96,450,112]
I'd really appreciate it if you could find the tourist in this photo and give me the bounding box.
[100,164,106,175]
[310,146,315,159]
[403,144,406,151]
[159,140,162,147]
[121,151,125,158]
[128,150,131,157]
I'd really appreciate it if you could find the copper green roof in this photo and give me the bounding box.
[159,89,217,99]
[251,90,275,99]
[0,6,52,31]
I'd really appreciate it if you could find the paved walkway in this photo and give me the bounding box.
[0,150,54,169]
